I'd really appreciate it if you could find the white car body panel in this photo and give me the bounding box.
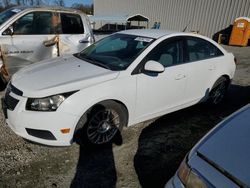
[11,55,119,97]
[2,29,236,146]
[1,34,58,75]
[135,64,187,121]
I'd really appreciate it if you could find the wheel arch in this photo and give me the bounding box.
[73,99,129,132]
[72,99,129,144]
[93,99,129,126]
[210,74,231,92]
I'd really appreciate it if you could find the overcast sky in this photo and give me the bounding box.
[65,0,93,7]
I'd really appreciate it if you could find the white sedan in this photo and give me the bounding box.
[2,29,236,146]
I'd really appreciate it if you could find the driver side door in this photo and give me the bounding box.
[1,11,58,75]
[134,38,188,121]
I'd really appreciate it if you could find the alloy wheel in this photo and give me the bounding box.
[87,109,120,144]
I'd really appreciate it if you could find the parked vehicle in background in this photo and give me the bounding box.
[0,6,94,89]
[2,29,235,146]
[165,104,250,188]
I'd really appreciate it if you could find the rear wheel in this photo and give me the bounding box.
[74,101,127,146]
[208,77,229,105]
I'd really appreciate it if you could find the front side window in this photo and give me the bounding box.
[187,37,223,62]
[0,8,21,26]
[60,13,84,34]
[76,34,154,70]
[13,11,53,35]
[144,39,182,67]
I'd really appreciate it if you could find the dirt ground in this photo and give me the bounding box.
[0,45,250,188]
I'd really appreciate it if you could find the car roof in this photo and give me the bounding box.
[10,6,83,14]
[117,29,182,39]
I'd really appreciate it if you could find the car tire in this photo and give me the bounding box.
[208,77,229,105]
[74,100,127,147]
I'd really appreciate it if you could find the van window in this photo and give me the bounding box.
[60,13,84,34]
[0,8,21,26]
[13,11,53,35]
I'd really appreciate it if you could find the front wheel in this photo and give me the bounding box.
[75,101,127,146]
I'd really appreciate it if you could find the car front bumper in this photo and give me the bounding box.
[2,92,79,146]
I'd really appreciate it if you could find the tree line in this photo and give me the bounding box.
[0,0,93,14]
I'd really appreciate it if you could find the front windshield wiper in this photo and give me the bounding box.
[75,53,111,70]
[89,60,112,70]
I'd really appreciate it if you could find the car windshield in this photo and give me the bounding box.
[0,8,22,26]
[76,33,154,71]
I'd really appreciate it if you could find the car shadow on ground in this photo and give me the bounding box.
[134,84,250,188]
[70,131,122,188]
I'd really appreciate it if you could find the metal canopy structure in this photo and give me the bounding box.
[89,14,149,30]
[94,0,250,38]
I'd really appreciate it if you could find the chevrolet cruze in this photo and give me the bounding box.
[2,29,236,146]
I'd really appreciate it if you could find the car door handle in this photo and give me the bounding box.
[79,39,89,43]
[208,65,216,71]
[175,74,186,80]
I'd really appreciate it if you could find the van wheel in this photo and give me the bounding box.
[0,74,7,91]
[208,77,229,105]
[75,101,127,146]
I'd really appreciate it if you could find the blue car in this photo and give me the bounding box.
[165,104,250,188]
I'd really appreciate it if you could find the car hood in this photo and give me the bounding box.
[196,107,250,186]
[11,55,119,97]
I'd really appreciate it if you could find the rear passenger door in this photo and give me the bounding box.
[58,13,91,55]
[184,36,224,103]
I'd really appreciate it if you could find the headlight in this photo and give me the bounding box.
[178,156,207,188]
[26,91,76,111]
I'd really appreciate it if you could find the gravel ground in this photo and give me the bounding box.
[0,45,250,188]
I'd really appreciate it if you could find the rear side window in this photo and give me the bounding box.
[186,37,223,62]
[60,13,84,34]
[13,11,53,35]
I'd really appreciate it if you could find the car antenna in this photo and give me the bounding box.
[182,20,191,32]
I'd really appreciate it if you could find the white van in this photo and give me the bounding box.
[0,6,94,89]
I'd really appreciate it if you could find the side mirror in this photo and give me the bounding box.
[144,60,165,73]
[2,26,14,36]
[79,34,95,43]
[79,38,90,43]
